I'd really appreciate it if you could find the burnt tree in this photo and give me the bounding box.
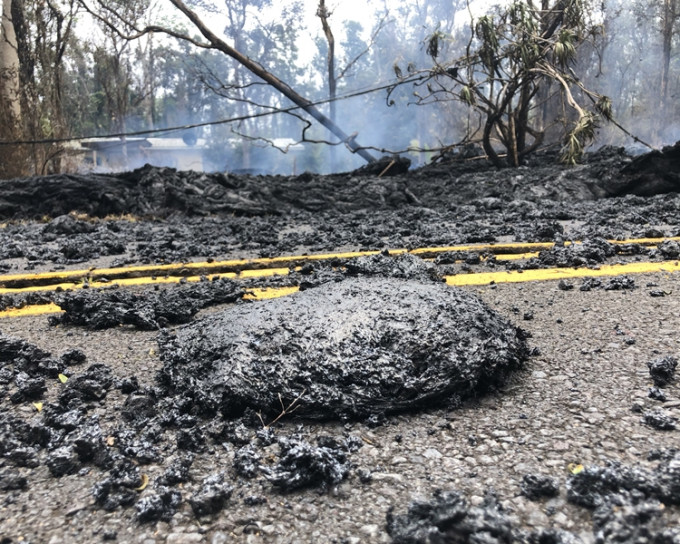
[78,0,377,164]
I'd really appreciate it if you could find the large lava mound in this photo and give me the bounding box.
[158,277,529,421]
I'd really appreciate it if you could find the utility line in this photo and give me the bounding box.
[0,75,424,147]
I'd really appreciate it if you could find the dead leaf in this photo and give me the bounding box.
[568,463,584,474]
[33,402,43,412]
[135,474,149,491]
[58,373,68,383]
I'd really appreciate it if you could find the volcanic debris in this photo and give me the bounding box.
[158,276,529,421]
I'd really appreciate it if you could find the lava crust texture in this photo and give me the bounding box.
[158,277,529,420]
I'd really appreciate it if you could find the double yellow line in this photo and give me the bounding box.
[1,236,678,318]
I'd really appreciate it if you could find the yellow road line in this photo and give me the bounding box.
[0,303,63,318]
[0,267,292,295]
[1,236,677,289]
[0,285,301,319]
[2,259,678,320]
[243,286,300,300]
[446,260,680,286]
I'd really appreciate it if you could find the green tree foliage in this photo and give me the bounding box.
[411,0,614,166]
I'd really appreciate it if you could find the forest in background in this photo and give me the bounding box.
[0,0,678,178]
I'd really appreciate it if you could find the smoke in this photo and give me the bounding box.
[73,0,679,175]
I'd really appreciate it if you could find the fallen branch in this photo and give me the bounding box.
[257,388,307,428]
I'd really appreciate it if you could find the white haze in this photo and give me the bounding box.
[75,0,677,174]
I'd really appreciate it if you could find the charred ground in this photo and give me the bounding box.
[1,144,680,543]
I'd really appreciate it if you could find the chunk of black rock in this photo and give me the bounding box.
[233,445,261,479]
[93,479,138,511]
[46,445,80,477]
[92,470,140,511]
[386,489,514,544]
[10,372,46,402]
[642,409,677,431]
[118,376,139,394]
[520,473,560,500]
[188,472,233,517]
[122,392,157,423]
[72,421,111,467]
[604,276,635,290]
[343,253,440,283]
[92,458,141,506]
[631,402,644,414]
[649,289,669,297]
[135,487,182,522]
[527,529,585,544]
[647,448,677,462]
[647,356,677,387]
[243,495,267,506]
[648,387,667,402]
[566,460,673,509]
[6,446,39,468]
[42,405,86,431]
[217,422,252,446]
[592,496,677,544]
[580,278,602,291]
[102,530,118,541]
[114,429,161,464]
[159,454,194,485]
[53,279,244,330]
[158,277,528,420]
[265,437,349,492]
[357,468,373,484]
[58,364,114,405]
[0,469,28,491]
[42,214,96,235]
[0,334,62,378]
[61,348,87,366]
[558,280,574,291]
[0,367,12,384]
[657,240,680,259]
[176,426,206,452]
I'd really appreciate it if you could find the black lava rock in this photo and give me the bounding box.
[72,421,111,467]
[61,348,87,366]
[159,454,194,485]
[10,372,46,403]
[122,392,157,423]
[642,409,677,431]
[188,472,233,516]
[566,453,680,509]
[265,437,349,493]
[46,445,80,477]
[648,387,667,402]
[52,278,244,330]
[158,276,529,420]
[233,445,261,479]
[647,356,677,387]
[386,490,514,543]
[92,459,141,512]
[0,469,28,491]
[592,495,680,544]
[135,487,182,522]
[520,474,560,501]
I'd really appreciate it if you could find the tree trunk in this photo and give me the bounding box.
[168,0,376,164]
[0,0,24,178]
[0,0,21,125]
[317,0,337,170]
[317,0,336,123]
[659,0,676,141]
